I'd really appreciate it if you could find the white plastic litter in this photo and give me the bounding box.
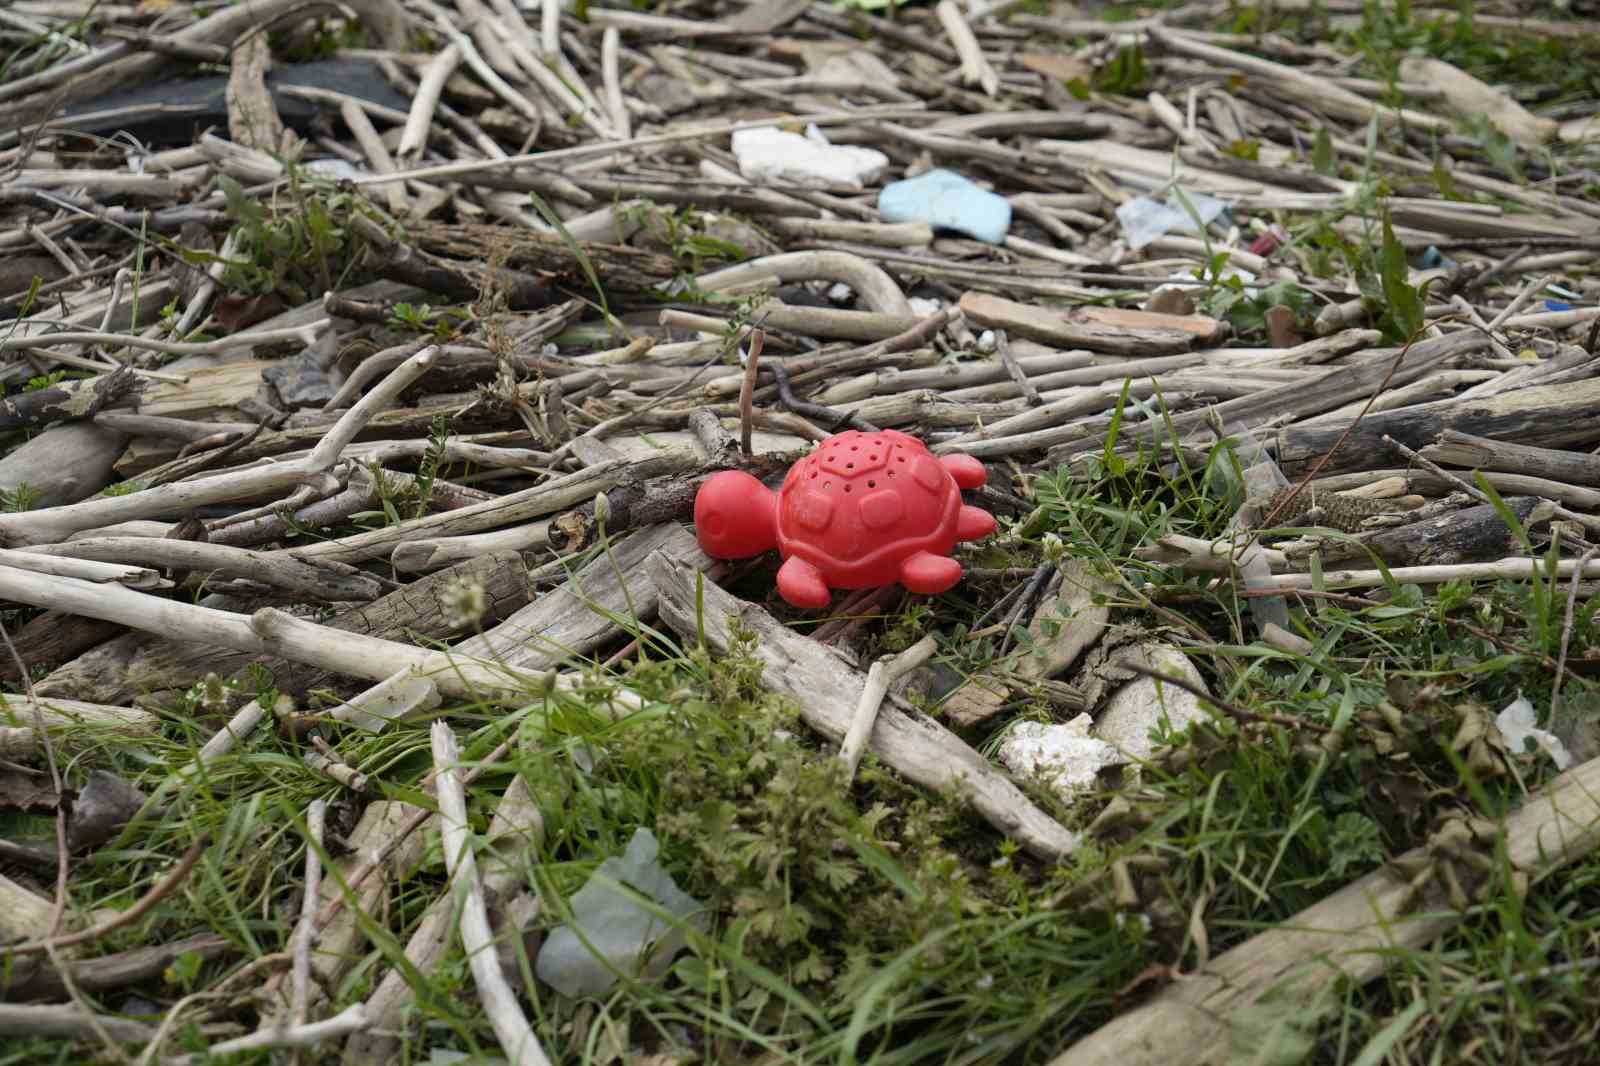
[730,126,889,190]
[1495,695,1574,770]
[1115,190,1228,250]
[997,716,1121,798]
[301,158,369,181]
[907,297,944,317]
[534,828,708,998]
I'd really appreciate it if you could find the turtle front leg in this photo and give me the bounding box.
[956,505,996,543]
[940,454,987,489]
[900,551,963,595]
[777,556,833,609]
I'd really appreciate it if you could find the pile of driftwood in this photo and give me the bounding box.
[2,0,1599,1060]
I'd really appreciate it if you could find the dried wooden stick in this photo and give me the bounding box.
[23,539,383,602]
[839,635,938,779]
[0,1003,152,1043]
[936,0,999,96]
[0,548,163,589]
[0,347,438,546]
[0,324,322,361]
[600,27,629,140]
[739,329,763,458]
[432,722,554,1066]
[167,1005,369,1066]
[291,801,326,1033]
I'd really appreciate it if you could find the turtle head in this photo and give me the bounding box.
[693,470,779,559]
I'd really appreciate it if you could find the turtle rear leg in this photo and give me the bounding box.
[900,551,962,595]
[777,556,833,609]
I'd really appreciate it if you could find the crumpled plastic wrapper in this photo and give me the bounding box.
[534,828,708,998]
[1496,694,1574,770]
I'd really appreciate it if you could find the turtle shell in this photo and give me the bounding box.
[775,429,963,590]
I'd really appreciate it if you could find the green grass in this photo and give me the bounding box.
[7,420,1598,1065]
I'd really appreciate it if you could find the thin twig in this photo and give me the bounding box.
[1552,546,1600,723]
[1121,662,1330,733]
[3,836,211,958]
[839,635,938,779]
[432,722,553,1066]
[288,799,326,1066]
[739,328,763,458]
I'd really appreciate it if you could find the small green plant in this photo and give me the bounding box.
[0,483,39,512]
[100,480,147,497]
[216,167,374,304]
[409,414,453,519]
[1093,43,1149,95]
[389,302,470,337]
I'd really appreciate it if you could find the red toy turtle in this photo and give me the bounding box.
[694,429,997,608]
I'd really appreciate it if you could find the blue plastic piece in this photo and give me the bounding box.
[1546,299,1573,312]
[878,169,1012,244]
[1417,245,1455,270]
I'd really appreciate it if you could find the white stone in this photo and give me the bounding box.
[1093,644,1212,764]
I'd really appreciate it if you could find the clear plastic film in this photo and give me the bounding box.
[1223,424,1291,634]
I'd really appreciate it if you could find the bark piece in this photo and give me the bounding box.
[652,552,1082,860]
[960,292,1226,355]
[0,610,124,685]
[0,933,232,1001]
[1398,56,1557,148]
[226,33,292,155]
[407,222,680,295]
[1318,498,1541,567]
[0,367,142,433]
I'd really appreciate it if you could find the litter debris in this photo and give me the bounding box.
[1114,191,1228,250]
[534,828,708,999]
[1495,695,1574,770]
[878,169,1012,244]
[997,716,1122,798]
[731,126,889,190]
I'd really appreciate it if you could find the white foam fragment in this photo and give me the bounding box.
[997,716,1122,798]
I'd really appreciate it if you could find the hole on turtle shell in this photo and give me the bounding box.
[847,463,854,469]
[851,445,859,451]
[844,485,852,493]
[887,471,895,478]
[823,481,831,489]
[810,472,817,479]
[868,480,876,488]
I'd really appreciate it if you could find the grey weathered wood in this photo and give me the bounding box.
[459,522,709,672]
[34,552,533,704]
[1049,752,1600,1066]
[1422,429,1600,487]
[651,552,1082,860]
[1276,375,1600,474]
[1025,330,1489,462]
